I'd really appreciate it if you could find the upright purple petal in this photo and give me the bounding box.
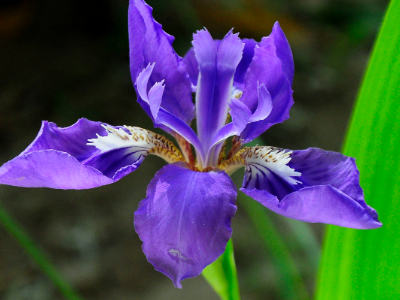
[134,163,237,288]
[128,0,195,124]
[239,147,381,229]
[239,23,294,143]
[269,22,294,85]
[183,48,199,89]
[233,38,257,89]
[136,64,205,164]
[184,38,256,92]
[193,29,244,154]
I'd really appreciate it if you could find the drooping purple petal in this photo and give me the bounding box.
[83,145,145,181]
[289,148,365,202]
[0,119,114,189]
[128,0,194,124]
[0,151,114,189]
[21,118,106,161]
[239,22,294,143]
[242,186,381,229]
[134,163,237,288]
[0,119,170,189]
[240,147,381,229]
[193,29,244,153]
[86,125,185,181]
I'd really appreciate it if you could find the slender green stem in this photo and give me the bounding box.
[202,239,241,300]
[0,200,84,300]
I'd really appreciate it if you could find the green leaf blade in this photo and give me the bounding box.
[316,0,400,298]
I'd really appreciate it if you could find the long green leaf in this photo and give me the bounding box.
[202,239,240,300]
[316,0,400,298]
[0,201,84,300]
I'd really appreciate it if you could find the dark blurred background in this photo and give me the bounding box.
[0,0,388,299]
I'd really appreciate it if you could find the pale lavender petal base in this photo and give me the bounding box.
[134,163,237,288]
[241,148,381,229]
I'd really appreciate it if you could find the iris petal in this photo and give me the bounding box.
[182,47,198,90]
[233,38,258,89]
[0,119,113,189]
[184,38,258,91]
[0,119,185,189]
[193,29,244,153]
[128,0,195,125]
[240,147,381,229]
[270,22,294,85]
[239,22,294,143]
[135,64,205,163]
[229,83,273,134]
[20,118,106,161]
[289,148,364,201]
[0,150,114,189]
[134,163,237,288]
[242,186,381,229]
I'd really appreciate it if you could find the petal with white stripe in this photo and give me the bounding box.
[86,125,184,180]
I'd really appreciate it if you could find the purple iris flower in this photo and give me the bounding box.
[0,0,381,288]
